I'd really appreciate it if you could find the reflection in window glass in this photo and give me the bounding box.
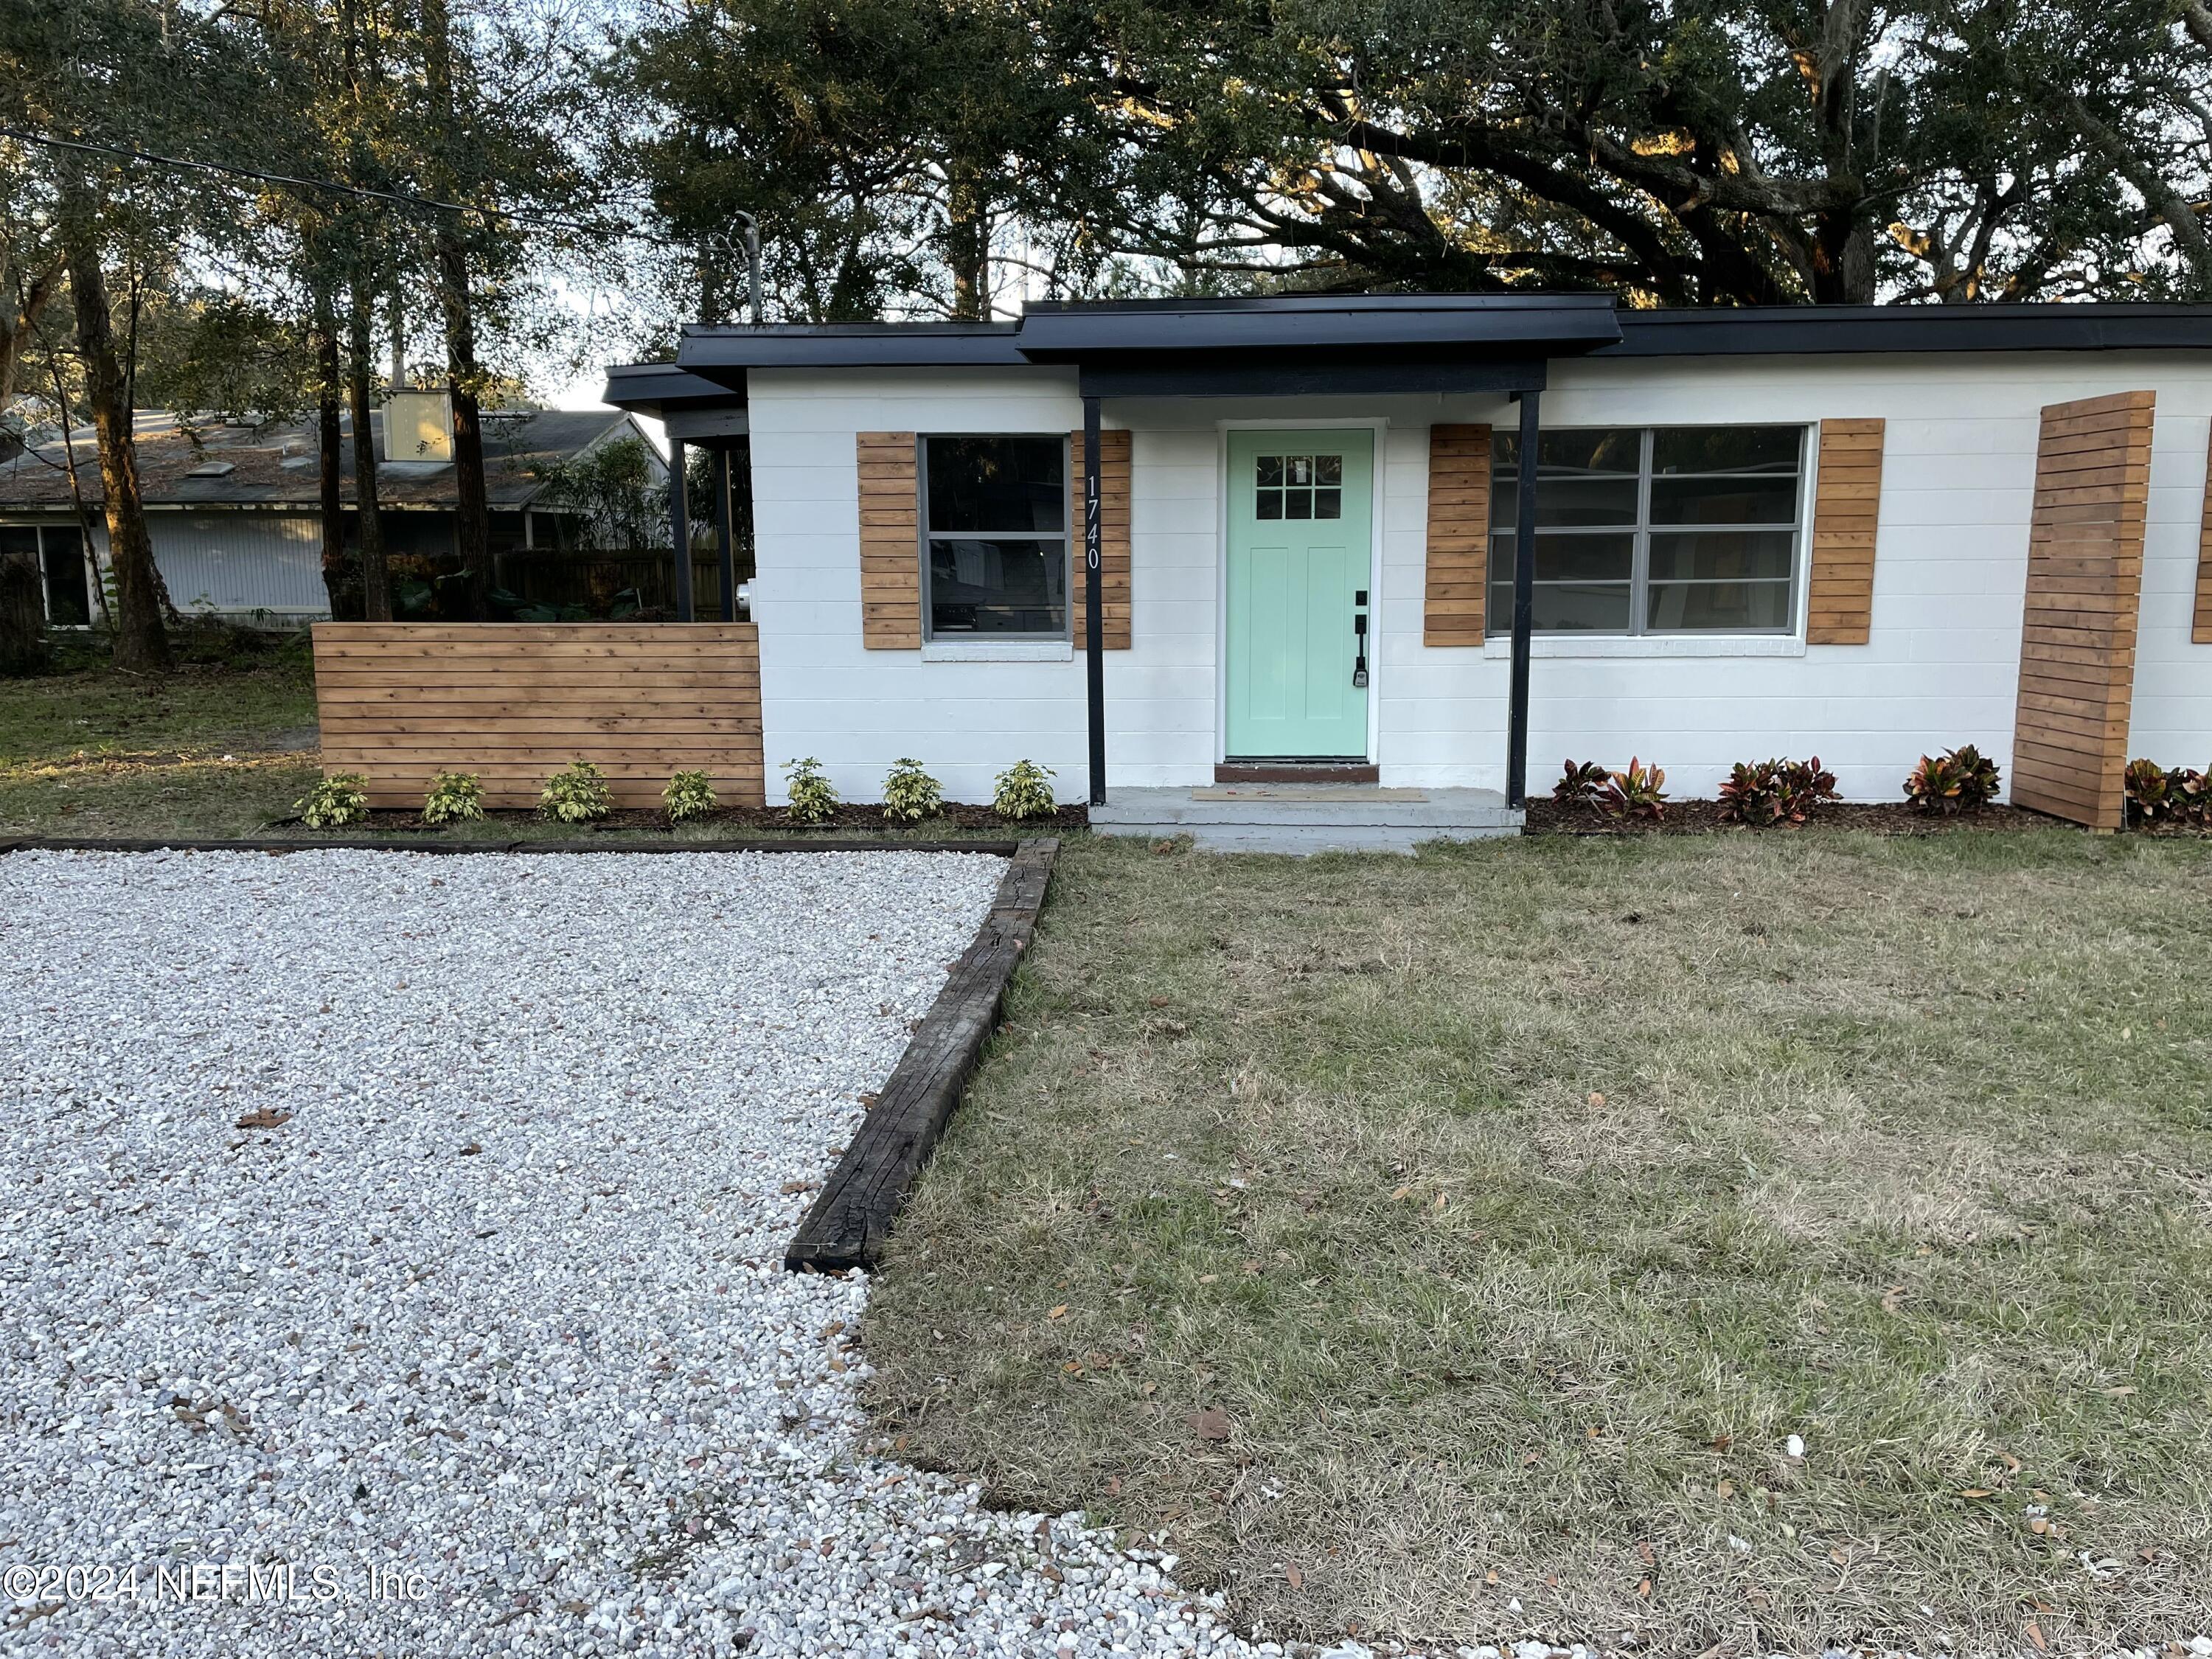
[40,528,91,626]
[1488,426,1804,634]
[1256,453,1346,524]
[922,436,1069,638]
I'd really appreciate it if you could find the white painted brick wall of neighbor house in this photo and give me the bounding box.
[747,353,2212,807]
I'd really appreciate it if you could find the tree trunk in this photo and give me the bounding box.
[63,216,170,672]
[422,0,492,619]
[347,279,391,622]
[0,253,60,405]
[946,162,989,320]
[437,234,491,621]
[313,297,355,619]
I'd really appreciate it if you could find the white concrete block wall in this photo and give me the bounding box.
[745,352,2212,806]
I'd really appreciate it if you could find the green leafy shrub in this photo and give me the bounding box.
[2124,758,2172,823]
[1903,743,2001,815]
[1552,759,1609,809]
[539,759,613,823]
[992,759,1057,821]
[421,771,484,825]
[663,769,718,822]
[2169,766,2211,824]
[783,757,838,825]
[296,771,369,829]
[881,758,945,823]
[1597,757,1667,821]
[1718,756,1839,826]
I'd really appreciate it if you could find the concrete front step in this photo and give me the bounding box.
[1090,785,1523,854]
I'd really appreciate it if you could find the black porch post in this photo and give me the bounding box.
[1082,394,1105,806]
[669,436,695,622]
[713,445,737,622]
[1506,389,1541,808]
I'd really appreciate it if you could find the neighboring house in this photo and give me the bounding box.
[0,401,664,623]
[603,294,2212,820]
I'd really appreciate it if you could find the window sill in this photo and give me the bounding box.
[920,639,1073,663]
[1478,634,1807,661]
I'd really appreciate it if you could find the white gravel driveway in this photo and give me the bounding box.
[0,849,1253,1659]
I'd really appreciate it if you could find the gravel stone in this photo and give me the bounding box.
[1,849,2202,1659]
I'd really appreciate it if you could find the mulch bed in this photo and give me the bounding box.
[349,802,1091,835]
[1524,797,2076,835]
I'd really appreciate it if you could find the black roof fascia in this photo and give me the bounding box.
[678,322,1026,373]
[1079,354,1548,400]
[602,362,742,417]
[1605,304,2212,356]
[1022,293,1622,357]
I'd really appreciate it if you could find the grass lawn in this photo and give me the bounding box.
[862,831,2212,1656]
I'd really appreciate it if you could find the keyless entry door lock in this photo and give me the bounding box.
[1352,593,1370,689]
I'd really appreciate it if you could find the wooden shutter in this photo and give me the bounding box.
[2195,424,2212,644]
[2011,391,2154,830]
[856,432,919,649]
[1424,423,1492,645]
[1069,428,1132,650]
[1806,419,1885,644]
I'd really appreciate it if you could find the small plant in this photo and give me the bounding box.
[1718,756,1839,827]
[881,758,945,823]
[2169,766,2211,824]
[539,759,613,824]
[992,758,1057,821]
[296,771,369,829]
[1598,757,1668,821]
[1903,743,2001,815]
[2124,757,2171,824]
[663,769,719,823]
[421,771,484,826]
[783,757,838,825]
[1553,759,1609,809]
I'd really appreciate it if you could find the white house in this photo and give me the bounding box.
[605,295,2212,841]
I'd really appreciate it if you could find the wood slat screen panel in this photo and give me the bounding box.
[2010,391,2154,830]
[857,432,920,649]
[2197,425,2212,643]
[313,622,766,809]
[1425,423,1492,645]
[1068,428,1133,649]
[1806,419,1885,644]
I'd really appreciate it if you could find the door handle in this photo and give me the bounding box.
[1352,612,1369,689]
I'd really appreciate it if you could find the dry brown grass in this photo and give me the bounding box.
[862,830,2212,1656]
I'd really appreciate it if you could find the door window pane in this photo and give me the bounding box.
[1257,453,1343,523]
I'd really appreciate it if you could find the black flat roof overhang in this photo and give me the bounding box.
[608,296,2212,411]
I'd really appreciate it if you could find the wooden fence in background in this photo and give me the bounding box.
[2008,391,2154,830]
[313,622,765,810]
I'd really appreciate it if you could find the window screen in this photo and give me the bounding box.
[1489,426,1805,633]
[921,435,1068,639]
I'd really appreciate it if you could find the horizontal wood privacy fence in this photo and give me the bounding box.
[2009,392,2154,830]
[313,623,766,810]
[1425,423,1493,645]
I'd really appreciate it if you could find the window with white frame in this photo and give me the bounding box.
[920,434,1068,639]
[1488,425,1806,633]
[0,524,91,627]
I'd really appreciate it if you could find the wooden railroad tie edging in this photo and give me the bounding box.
[785,837,1060,1275]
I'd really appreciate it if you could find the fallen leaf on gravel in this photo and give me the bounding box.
[457,1143,482,1156]
[780,1180,815,1194]
[235,1108,292,1130]
[1186,1407,1231,1441]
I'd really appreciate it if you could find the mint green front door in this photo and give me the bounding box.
[1225,430,1373,758]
